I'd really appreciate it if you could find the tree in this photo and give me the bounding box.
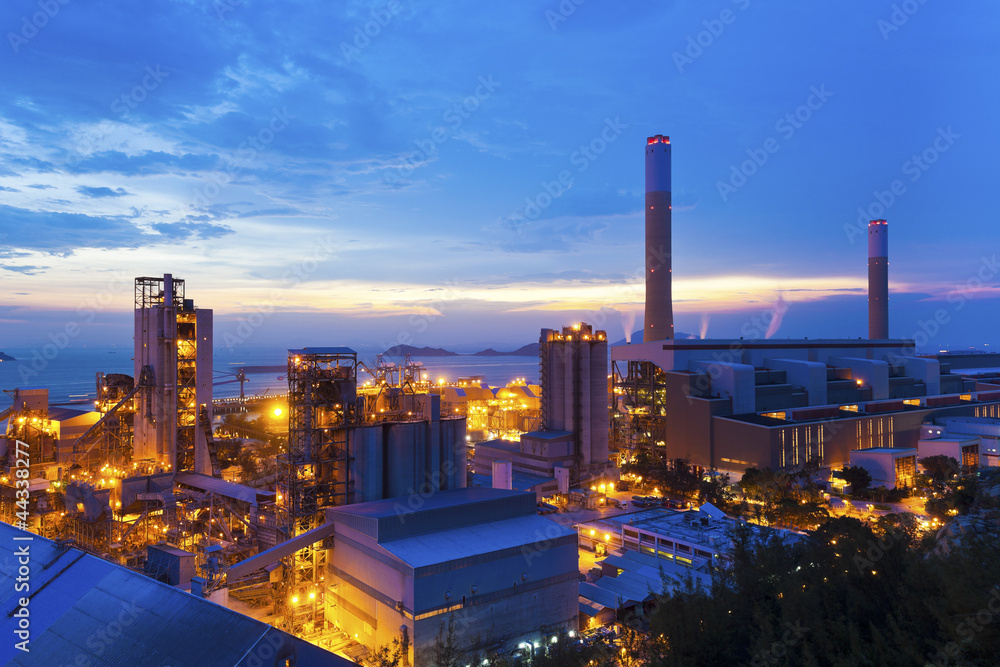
[366,639,404,667]
[840,465,872,494]
[432,616,461,667]
[919,455,961,483]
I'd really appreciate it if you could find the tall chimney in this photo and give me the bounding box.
[644,135,673,342]
[868,219,888,339]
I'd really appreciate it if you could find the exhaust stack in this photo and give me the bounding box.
[644,135,673,342]
[868,219,888,339]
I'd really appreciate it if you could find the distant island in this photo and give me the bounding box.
[0,352,15,362]
[382,343,539,358]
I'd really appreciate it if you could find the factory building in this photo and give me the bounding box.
[0,522,350,666]
[613,337,1000,476]
[325,488,579,666]
[474,323,612,497]
[613,135,1000,478]
[134,274,214,474]
[1,387,101,476]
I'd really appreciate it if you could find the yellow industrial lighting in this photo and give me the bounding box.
[603,534,611,542]
[292,596,299,604]
[590,529,595,536]
[309,591,315,600]
[273,407,283,417]
[572,323,580,330]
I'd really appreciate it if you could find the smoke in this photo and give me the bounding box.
[764,293,789,339]
[699,313,711,340]
[622,309,637,343]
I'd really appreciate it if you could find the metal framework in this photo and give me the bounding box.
[281,349,359,538]
[611,360,670,463]
[175,310,198,472]
[135,275,184,309]
[95,372,135,472]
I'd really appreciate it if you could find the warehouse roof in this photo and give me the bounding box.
[380,514,576,569]
[332,486,529,519]
[0,523,348,666]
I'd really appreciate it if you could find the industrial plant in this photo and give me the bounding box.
[611,136,1000,485]
[2,136,999,666]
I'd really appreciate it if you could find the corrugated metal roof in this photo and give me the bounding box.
[331,487,529,519]
[380,514,575,569]
[579,582,635,609]
[47,407,90,421]
[0,523,350,666]
[174,472,274,505]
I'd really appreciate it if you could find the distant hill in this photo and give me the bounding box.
[381,345,457,357]
[382,343,541,357]
[474,343,539,357]
[0,352,14,361]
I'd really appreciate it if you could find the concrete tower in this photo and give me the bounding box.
[134,274,214,474]
[538,323,609,478]
[868,219,888,339]
[644,135,673,343]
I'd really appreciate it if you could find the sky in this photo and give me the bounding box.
[0,0,998,353]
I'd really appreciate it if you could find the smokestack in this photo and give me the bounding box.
[644,135,673,342]
[868,219,888,339]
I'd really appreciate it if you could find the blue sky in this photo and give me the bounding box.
[0,0,998,353]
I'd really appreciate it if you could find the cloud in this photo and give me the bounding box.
[26,184,55,189]
[0,265,47,275]
[0,205,232,254]
[151,221,235,240]
[76,185,131,198]
[0,186,19,192]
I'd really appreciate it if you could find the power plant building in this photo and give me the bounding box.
[474,323,612,496]
[613,135,1000,480]
[326,488,579,666]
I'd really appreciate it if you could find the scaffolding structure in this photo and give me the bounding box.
[611,360,670,464]
[281,348,358,539]
[276,348,359,635]
[95,372,135,472]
